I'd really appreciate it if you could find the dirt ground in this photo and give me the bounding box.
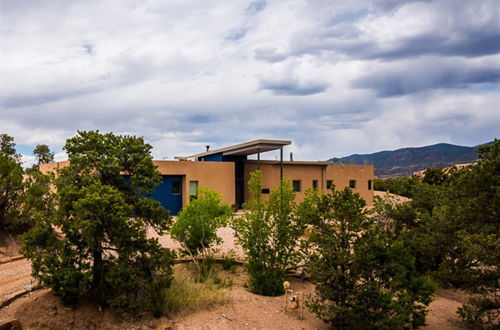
[0,226,468,329]
[0,266,468,330]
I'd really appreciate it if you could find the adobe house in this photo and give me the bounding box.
[41,139,374,215]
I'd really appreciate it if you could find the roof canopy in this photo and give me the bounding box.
[176,139,291,160]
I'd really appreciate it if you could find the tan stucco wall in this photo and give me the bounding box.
[39,160,236,208]
[154,161,235,207]
[244,162,374,206]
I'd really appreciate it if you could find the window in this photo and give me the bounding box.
[368,180,373,190]
[312,180,318,190]
[326,180,333,189]
[189,181,198,200]
[349,180,356,189]
[292,180,301,192]
[172,180,181,194]
[261,188,270,194]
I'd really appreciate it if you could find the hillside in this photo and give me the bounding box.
[330,142,485,177]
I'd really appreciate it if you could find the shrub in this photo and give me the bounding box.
[458,292,499,330]
[303,186,435,329]
[232,170,304,296]
[170,187,232,280]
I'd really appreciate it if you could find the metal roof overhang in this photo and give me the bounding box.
[222,143,286,156]
[176,139,291,160]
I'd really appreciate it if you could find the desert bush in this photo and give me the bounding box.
[170,187,232,280]
[303,186,435,329]
[458,292,499,330]
[232,170,304,296]
[221,249,237,271]
[22,131,175,315]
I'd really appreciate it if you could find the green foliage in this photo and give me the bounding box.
[457,293,499,330]
[422,167,447,185]
[0,134,25,232]
[170,187,232,281]
[22,131,175,315]
[232,170,304,296]
[373,176,420,197]
[303,187,435,329]
[171,188,232,258]
[33,144,55,165]
[221,249,237,271]
[373,140,500,329]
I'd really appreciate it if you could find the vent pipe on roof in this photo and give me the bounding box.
[206,145,210,152]
[290,152,293,161]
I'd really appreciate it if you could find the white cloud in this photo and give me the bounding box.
[1,0,498,161]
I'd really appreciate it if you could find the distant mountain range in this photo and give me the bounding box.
[328,142,490,177]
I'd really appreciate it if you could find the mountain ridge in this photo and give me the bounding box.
[328,141,491,177]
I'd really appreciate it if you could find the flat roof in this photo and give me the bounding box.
[245,159,331,166]
[176,139,291,160]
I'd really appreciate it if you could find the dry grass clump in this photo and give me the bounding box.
[163,265,230,314]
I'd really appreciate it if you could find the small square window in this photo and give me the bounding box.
[172,180,181,194]
[261,188,270,194]
[368,180,373,190]
[312,180,318,190]
[292,180,301,192]
[349,180,356,189]
[326,180,333,189]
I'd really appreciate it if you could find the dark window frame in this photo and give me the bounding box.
[349,180,356,189]
[292,180,301,192]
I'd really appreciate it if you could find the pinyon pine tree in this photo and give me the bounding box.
[22,131,175,316]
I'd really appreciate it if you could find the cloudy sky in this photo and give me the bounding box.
[1,0,499,165]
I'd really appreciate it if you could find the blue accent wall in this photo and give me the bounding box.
[151,175,183,215]
[199,152,224,162]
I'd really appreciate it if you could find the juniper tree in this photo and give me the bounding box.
[22,131,175,316]
[0,134,24,232]
[303,187,435,329]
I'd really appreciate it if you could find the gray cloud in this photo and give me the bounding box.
[259,77,329,96]
[1,0,498,162]
[354,57,500,96]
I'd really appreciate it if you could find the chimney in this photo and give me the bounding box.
[290,152,293,161]
[206,145,210,152]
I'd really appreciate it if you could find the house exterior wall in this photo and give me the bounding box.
[243,161,374,205]
[39,160,236,210]
[153,161,235,207]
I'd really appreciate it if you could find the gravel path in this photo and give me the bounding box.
[0,259,33,305]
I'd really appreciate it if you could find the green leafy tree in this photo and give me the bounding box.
[22,131,175,316]
[232,170,304,296]
[422,167,447,185]
[33,144,55,165]
[170,187,232,277]
[0,134,24,232]
[303,187,435,329]
[373,176,421,197]
[434,140,500,328]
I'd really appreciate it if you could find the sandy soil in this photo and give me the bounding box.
[0,232,22,258]
[373,190,411,203]
[1,225,467,329]
[0,259,33,306]
[0,273,466,330]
